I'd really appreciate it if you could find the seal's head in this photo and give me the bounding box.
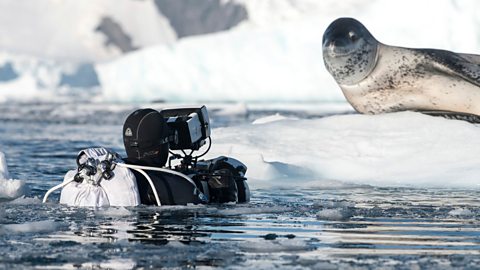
[322,18,379,85]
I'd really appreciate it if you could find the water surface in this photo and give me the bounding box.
[0,103,479,269]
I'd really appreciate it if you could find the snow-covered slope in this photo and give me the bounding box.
[207,112,480,189]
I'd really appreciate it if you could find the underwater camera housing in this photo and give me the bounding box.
[160,106,211,151]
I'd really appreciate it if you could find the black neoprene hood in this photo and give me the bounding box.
[123,108,169,166]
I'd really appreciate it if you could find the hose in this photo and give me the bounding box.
[42,177,77,203]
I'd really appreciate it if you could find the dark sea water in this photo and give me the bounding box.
[0,103,479,269]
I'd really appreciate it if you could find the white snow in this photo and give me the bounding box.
[0,151,29,199]
[206,112,480,189]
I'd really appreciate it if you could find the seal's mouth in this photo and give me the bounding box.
[323,37,358,58]
[324,43,355,58]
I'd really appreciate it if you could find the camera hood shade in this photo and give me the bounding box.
[123,108,169,166]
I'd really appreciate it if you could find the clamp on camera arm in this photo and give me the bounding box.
[167,136,212,172]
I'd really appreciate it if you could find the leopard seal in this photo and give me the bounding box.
[322,17,480,117]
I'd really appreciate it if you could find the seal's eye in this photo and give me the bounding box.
[348,31,358,42]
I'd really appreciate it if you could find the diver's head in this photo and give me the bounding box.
[322,17,379,85]
[123,108,169,167]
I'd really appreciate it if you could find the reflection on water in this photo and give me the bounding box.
[2,188,480,269]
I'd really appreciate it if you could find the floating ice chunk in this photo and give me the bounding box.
[316,208,352,221]
[314,200,355,209]
[77,259,137,270]
[7,196,41,205]
[239,239,311,253]
[448,208,473,217]
[2,220,58,234]
[95,207,133,217]
[0,151,9,179]
[0,151,29,199]
[0,179,28,199]
[0,74,43,103]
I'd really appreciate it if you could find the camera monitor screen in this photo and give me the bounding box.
[161,105,211,150]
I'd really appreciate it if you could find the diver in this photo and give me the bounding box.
[42,105,250,207]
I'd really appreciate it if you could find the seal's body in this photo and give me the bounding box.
[323,18,480,116]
